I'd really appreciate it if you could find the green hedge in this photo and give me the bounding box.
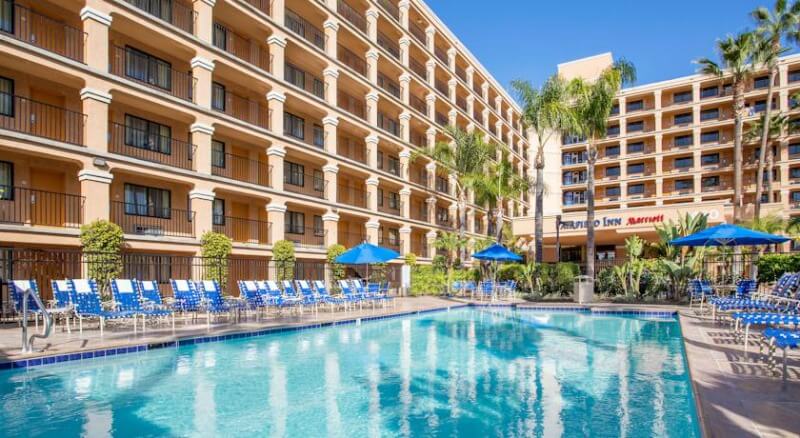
[756,253,800,283]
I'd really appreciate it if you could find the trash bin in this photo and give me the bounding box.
[574,275,594,304]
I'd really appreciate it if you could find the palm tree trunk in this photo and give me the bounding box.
[458,194,467,261]
[733,82,745,223]
[534,150,545,263]
[755,66,777,220]
[585,142,596,281]
[766,146,775,203]
[495,202,504,243]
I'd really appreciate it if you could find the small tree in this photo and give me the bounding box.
[327,244,346,291]
[80,220,124,298]
[404,252,417,266]
[200,231,232,291]
[273,240,296,281]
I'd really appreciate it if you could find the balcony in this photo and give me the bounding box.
[456,96,467,112]
[435,79,448,96]
[410,202,427,221]
[110,46,195,101]
[436,215,452,228]
[241,0,270,15]
[285,226,325,248]
[123,0,194,33]
[284,172,327,199]
[112,201,195,238]
[377,32,400,60]
[378,235,402,251]
[377,112,400,137]
[409,21,426,45]
[0,1,85,62]
[409,58,426,80]
[376,0,400,20]
[337,44,367,77]
[337,90,366,120]
[285,64,325,99]
[285,9,325,51]
[0,94,85,145]
[377,195,402,215]
[213,216,270,244]
[0,186,83,228]
[435,112,447,126]
[337,0,366,33]
[109,123,195,170]
[455,66,467,83]
[411,237,427,256]
[212,23,271,71]
[212,151,271,187]
[410,167,427,186]
[339,230,366,247]
[434,46,448,64]
[377,73,400,99]
[212,89,270,129]
[338,137,367,163]
[338,185,367,208]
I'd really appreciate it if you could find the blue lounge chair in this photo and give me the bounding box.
[256,281,285,307]
[49,280,76,332]
[313,280,346,310]
[464,281,476,298]
[110,279,173,331]
[265,280,302,310]
[296,280,321,309]
[689,279,713,308]
[170,279,203,315]
[760,327,800,381]
[452,281,464,296]
[238,280,270,317]
[736,279,758,299]
[196,280,238,324]
[69,279,135,335]
[9,280,44,325]
[709,274,799,320]
[137,280,172,311]
[338,280,363,309]
[479,281,495,301]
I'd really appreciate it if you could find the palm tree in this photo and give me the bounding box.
[434,231,467,294]
[745,113,789,206]
[415,126,495,261]
[473,150,531,242]
[512,75,578,262]
[567,59,636,283]
[696,32,760,223]
[752,0,800,218]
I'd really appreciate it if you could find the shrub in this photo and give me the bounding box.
[595,267,621,296]
[432,255,447,272]
[369,262,387,283]
[410,265,446,296]
[327,244,346,290]
[80,220,124,298]
[757,253,800,283]
[497,264,524,282]
[200,232,232,290]
[404,253,417,266]
[273,240,296,281]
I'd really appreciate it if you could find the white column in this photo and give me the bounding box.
[267,91,286,135]
[366,134,380,168]
[425,60,436,87]
[191,57,215,109]
[323,20,339,60]
[399,73,411,105]
[399,37,411,67]
[366,49,380,84]
[366,8,379,42]
[426,93,436,120]
[323,66,339,106]
[399,225,412,255]
[366,91,379,126]
[399,112,411,143]
[366,177,379,210]
[323,163,339,202]
[267,35,288,80]
[426,127,437,149]
[322,115,339,155]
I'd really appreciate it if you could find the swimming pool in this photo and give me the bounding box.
[0,308,699,437]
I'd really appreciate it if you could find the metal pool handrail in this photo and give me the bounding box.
[21,288,53,353]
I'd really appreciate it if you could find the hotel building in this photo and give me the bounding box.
[513,53,800,263]
[0,0,531,268]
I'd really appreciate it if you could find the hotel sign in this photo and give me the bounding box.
[559,214,665,230]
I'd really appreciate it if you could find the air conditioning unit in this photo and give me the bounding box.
[134,225,164,236]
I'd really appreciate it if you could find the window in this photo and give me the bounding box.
[700,108,719,121]
[388,192,400,209]
[673,91,692,103]
[606,166,620,177]
[212,22,228,50]
[701,176,720,188]
[0,161,12,200]
[754,100,767,113]
[0,0,12,33]
[436,207,448,222]
[0,76,12,117]
[563,191,585,205]
[285,63,305,89]
[139,0,174,22]
[790,143,800,156]
[626,100,643,112]
[562,134,586,145]
[790,70,800,83]
[627,121,644,132]
[388,156,401,176]
[675,157,693,168]
[312,124,324,148]
[607,125,620,136]
[596,245,616,261]
[606,186,620,197]
[701,153,720,165]
[791,168,800,179]
[124,114,172,154]
[212,82,226,111]
[124,184,171,218]
[124,46,172,91]
[313,170,324,192]
[723,84,733,95]
[674,134,693,147]
[563,170,586,185]
[562,151,586,165]
[628,183,645,195]
[674,113,692,125]
[212,199,225,225]
[627,142,644,154]
[700,86,718,99]
[387,228,400,245]
[314,215,324,236]
[754,76,770,89]
[605,145,620,157]
[675,179,693,191]
[436,175,449,193]
[211,140,226,168]
[610,104,619,115]
[284,161,305,186]
[285,211,305,234]
[284,112,305,140]
[700,131,719,144]
[627,163,645,174]
[793,192,800,203]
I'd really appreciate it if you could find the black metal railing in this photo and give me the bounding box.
[0,93,86,145]
[212,151,271,187]
[212,90,271,129]
[409,21,426,45]
[337,90,366,119]
[284,173,327,199]
[337,0,366,32]
[285,63,325,99]
[110,46,195,102]
[378,73,400,98]
[285,226,326,248]
[0,1,85,62]
[109,123,195,170]
[409,58,427,80]
[285,9,325,50]
[339,230,366,248]
[434,46,448,64]
[378,235,402,251]
[410,95,426,114]
[376,0,399,20]
[377,196,402,215]
[337,137,367,163]
[0,186,83,228]
[410,201,427,221]
[213,216,271,244]
[377,31,400,60]
[411,238,428,256]
[377,112,400,137]
[212,22,271,71]
[337,44,367,77]
[111,201,195,238]
[123,0,195,33]
[337,184,367,208]
[241,0,270,15]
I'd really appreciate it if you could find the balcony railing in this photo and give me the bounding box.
[456,96,467,112]
[410,95,426,114]
[377,197,402,215]
[337,44,367,77]
[0,93,85,145]
[435,79,448,96]
[409,58,427,80]
[377,32,400,60]
[0,1,85,62]
[285,9,325,51]
[411,238,427,256]
[455,66,467,83]
[110,46,195,101]
[338,137,367,163]
[241,0,270,15]
[337,90,366,119]
[213,216,270,244]
[285,64,325,99]
[377,112,400,137]
[376,0,400,20]
[434,46,448,64]
[378,236,402,251]
[337,0,366,33]
[409,21,426,45]
[409,167,427,186]
[123,0,195,33]
[410,202,427,221]
[212,151,271,187]
[0,186,83,228]
[410,131,426,148]
[112,201,195,238]
[285,226,325,248]
[436,216,452,228]
[338,185,367,208]
[213,91,271,129]
[435,112,448,126]
[474,109,483,124]
[284,173,327,199]
[212,23,271,71]
[339,230,366,248]
[377,73,400,99]
[109,123,195,170]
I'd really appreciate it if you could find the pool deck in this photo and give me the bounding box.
[0,298,798,437]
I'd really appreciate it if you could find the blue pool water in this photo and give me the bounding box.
[0,308,699,437]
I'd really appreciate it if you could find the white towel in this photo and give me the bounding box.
[202,280,216,292]
[116,279,134,293]
[141,281,156,291]
[73,279,92,294]
[55,280,69,291]
[174,280,190,291]
[244,281,257,291]
[12,280,32,292]
[266,280,279,291]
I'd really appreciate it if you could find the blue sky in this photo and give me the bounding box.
[425,0,771,93]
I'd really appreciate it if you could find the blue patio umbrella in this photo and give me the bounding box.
[669,223,790,247]
[335,242,399,264]
[471,243,523,262]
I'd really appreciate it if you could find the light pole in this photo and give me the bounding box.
[555,214,562,262]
